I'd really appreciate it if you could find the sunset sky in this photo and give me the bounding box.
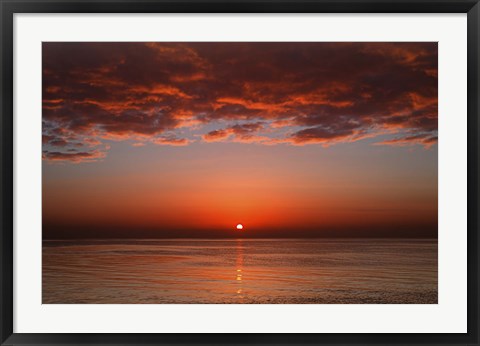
[42,42,437,239]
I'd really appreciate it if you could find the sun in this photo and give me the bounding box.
[236,224,243,230]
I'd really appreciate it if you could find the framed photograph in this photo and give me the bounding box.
[1,0,479,345]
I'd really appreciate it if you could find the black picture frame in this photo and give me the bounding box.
[1,0,479,345]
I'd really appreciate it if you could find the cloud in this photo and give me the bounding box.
[203,122,266,143]
[375,134,438,149]
[289,127,360,146]
[203,129,232,142]
[152,136,190,146]
[132,142,146,147]
[43,42,437,162]
[42,150,106,163]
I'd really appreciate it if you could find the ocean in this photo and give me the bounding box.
[42,238,437,304]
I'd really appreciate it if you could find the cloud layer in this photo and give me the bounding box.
[43,42,438,162]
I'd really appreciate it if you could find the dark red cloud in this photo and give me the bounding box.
[375,134,438,148]
[43,42,437,162]
[152,135,190,146]
[42,150,106,163]
[203,122,265,142]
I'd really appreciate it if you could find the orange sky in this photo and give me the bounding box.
[42,42,437,239]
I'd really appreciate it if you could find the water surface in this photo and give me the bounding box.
[43,238,437,304]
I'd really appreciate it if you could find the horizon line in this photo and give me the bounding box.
[42,236,438,241]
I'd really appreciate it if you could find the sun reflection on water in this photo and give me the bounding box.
[236,239,244,299]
